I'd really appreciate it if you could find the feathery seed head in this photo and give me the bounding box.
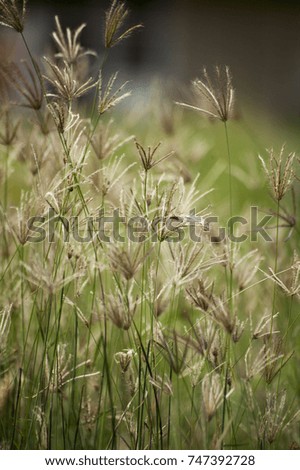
[149,374,173,396]
[7,191,42,245]
[1,61,43,110]
[135,140,174,172]
[235,249,263,292]
[115,349,135,373]
[0,0,26,33]
[202,373,233,421]
[47,100,68,134]
[52,16,96,66]
[259,146,295,201]
[252,311,279,340]
[0,305,12,358]
[109,243,150,281]
[0,109,19,147]
[259,390,300,444]
[176,66,234,122]
[186,278,214,312]
[105,285,137,330]
[104,0,142,49]
[98,71,131,115]
[155,330,190,375]
[245,339,284,383]
[44,57,96,103]
[47,101,80,135]
[91,119,133,161]
[42,344,99,395]
[268,253,300,298]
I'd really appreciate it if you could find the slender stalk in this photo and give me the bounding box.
[221,121,233,448]
[276,294,294,394]
[224,121,233,223]
[3,144,9,211]
[10,368,23,449]
[270,199,280,340]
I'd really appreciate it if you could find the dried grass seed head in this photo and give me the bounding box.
[195,320,223,367]
[114,349,135,373]
[268,252,300,297]
[186,278,214,312]
[104,0,142,49]
[47,100,69,134]
[96,154,135,198]
[0,305,12,357]
[245,339,284,382]
[53,16,96,66]
[135,140,174,172]
[259,145,295,201]
[259,390,300,444]
[42,343,99,394]
[177,66,234,122]
[7,191,43,245]
[108,243,150,281]
[149,374,173,396]
[23,254,85,295]
[44,57,96,103]
[105,285,137,330]
[0,109,19,146]
[252,311,279,340]
[202,372,233,421]
[0,0,26,33]
[1,60,43,110]
[234,248,263,291]
[98,71,131,115]
[91,119,133,161]
[155,330,190,375]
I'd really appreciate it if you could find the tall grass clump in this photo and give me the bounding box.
[0,0,299,451]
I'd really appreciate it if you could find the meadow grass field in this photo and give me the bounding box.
[0,0,299,450]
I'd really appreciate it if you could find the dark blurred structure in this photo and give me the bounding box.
[2,0,300,119]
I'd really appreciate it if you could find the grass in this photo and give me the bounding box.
[0,0,299,451]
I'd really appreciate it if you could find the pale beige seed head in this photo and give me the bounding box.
[7,191,42,245]
[0,0,26,33]
[108,243,150,281]
[176,66,234,122]
[105,286,137,330]
[267,252,300,298]
[44,57,96,103]
[98,71,131,115]
[0,109,19,147]
[259,390,300,444]
[0,372,15,416]
[0,60,43,110]
[244,340,284,382]
[47,100,68,134]
[149,374,173,396]
[33,407,48,450]
[0,305,12,358]
[186,278,214,312]
[52,16,96,66]
[115,349,135,373]
[91,119,133,161]
[202,373,232,421]
[104,0,142,49]
[259,145,295,201]
[42,344,99,395]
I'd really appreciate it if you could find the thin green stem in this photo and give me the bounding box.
[221,121,233,449]
[3,144,9,211]
[270,199,280,341]
[224,121,233,223]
